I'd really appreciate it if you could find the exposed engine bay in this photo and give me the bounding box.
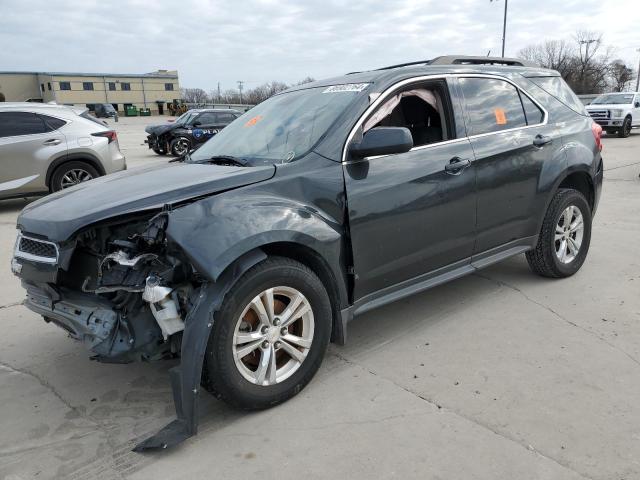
[24,213,201,364]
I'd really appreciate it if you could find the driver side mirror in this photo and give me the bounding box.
[349,127,413,159]
[192,121,202,127]
[635,102,640,108]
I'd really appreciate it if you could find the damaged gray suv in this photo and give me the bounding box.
[12,56,603,451]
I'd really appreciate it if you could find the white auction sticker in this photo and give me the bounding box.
[323,83,370,93]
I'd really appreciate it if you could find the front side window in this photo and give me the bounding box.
[190,85,365,165]
[121,83,131,91]
[83,82,94,91]
[459,78,527,136]
[363,82,450,147]
[194,112,217,125]
[0,112,46,137]
[216,112,238,123]
[59,81,71,90]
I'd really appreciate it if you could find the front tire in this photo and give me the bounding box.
[170,137,191,156]
[526,188,592,278]
[617,117,632,138]
[202,257,332,410]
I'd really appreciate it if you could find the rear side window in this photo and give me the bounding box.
[39,114,67,131]
[458,78,527,136]
[519,92,544,125]
[527,76,587,115]
[216,112,238,123]
[0,112,47,137]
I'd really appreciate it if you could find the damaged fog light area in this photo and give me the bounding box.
[143,274,185,340]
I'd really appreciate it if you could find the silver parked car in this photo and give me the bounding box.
[0,102,126,199]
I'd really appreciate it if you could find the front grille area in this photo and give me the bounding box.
[15,235,58,263]
[589,110,609,120]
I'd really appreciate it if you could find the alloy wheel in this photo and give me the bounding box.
[232,286,314,386]
[60,168,94,189]
[554,205,584,264]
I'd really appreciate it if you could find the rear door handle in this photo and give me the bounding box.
[445,157,471,174]
[43,139,62,146]
[533,134,552,147]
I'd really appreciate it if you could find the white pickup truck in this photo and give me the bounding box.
[586,92,640,138]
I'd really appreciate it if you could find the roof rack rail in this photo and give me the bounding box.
[375,60,433,71]
[429,55,537,67]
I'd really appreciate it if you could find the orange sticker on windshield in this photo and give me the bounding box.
[244,115,263,127]
[494,108,507,125]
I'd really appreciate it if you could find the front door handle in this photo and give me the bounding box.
[43,139,62,146]
[445,157,471,174]
[533,134,552,147]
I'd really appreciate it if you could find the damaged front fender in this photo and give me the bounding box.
[133,248,266,451]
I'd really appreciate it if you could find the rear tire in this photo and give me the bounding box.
[50,161,99,192]
[617,117,632,138]
[202,257,332,410]
[526,188,592,278]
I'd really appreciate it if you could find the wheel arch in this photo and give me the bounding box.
[45,152,106,189]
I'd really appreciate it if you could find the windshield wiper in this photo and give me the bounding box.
[198,155,249,167]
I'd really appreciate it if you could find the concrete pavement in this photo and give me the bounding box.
[0,118,639,479]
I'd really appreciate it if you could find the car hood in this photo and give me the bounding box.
[145,122,179,135]
[586,104,631,110]
[18,162,276,242]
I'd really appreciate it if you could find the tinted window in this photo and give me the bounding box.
[0,112,46,137]
[165,83,174,91]
[528,76,587,115]
[108,82,116,91]
[121,83,131,91]
[216,112,238,123]
[59,81,71,90]
[459,78,526,136]
[520,92,544,125]
[194,112,217,125]
[47,82,51,91]
[39,114,66,131]
[83,82,94,91]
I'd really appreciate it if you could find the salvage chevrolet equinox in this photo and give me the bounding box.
[12,56,603,450]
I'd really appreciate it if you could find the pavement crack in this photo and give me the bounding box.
[0,301,22,310]
[474,272,640,368]
[330,350,594,480]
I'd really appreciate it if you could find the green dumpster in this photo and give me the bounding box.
[139,108,151,116]
[124,105,138,116]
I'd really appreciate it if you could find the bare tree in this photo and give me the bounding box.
[608,60,634,92]
[519,39,574,77]
[181,88,209,104]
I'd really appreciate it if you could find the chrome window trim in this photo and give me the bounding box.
[14,233,59,264]
[341,73,550,164]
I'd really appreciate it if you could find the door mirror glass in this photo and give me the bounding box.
[192,121,201,127]
[635,101,640,108]
[349,127,413,159]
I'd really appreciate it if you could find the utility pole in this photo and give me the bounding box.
[490,0,508,57]
[636,48,640,92]
[237,80,244,105]
[579,39,597,60]
[217,82,221,102]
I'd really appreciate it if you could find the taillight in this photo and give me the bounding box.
[591,122,603,152]
[91,130,117,144]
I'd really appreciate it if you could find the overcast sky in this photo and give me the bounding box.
[1,0,637,92]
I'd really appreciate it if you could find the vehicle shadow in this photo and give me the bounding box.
[0,197,34,216]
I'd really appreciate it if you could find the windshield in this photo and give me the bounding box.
[175,111,197,124]
[189,84,367,165]
[591,93,634,105]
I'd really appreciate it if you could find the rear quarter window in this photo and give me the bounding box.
[39,114,67,132]
[527,76,588,116]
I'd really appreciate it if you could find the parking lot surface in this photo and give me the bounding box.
[0,117,639,480]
